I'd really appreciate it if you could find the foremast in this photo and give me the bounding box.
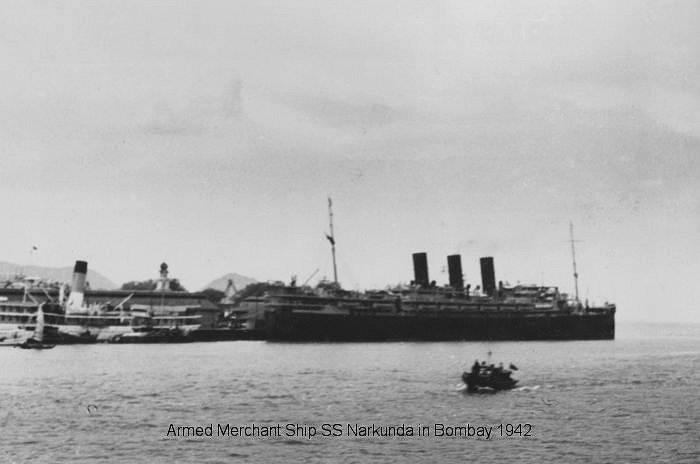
[569,221,580,304]
[326,197,339,286]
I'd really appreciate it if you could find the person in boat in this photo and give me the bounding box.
[479,361,491,376]
[471,360,481,374]
[495,362,512,379]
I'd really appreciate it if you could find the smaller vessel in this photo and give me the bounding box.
[18,304,55,350]
[462,361,518,393]
[108,326,192,344]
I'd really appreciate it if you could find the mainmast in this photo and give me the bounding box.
[326,197,338,286]
[569,221,580,303]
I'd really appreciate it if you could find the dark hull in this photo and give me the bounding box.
[17,338,55,349]
[462,372,517,392]
[265,310,615,341]
[45,331,98,345]
[18,344,55,349]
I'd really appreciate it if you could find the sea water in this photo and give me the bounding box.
[1,322,698,463]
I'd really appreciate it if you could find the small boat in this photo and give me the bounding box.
[18,304,55,349]
[462,361,518,393]
[109,327,192,344]
[18,338,55,350]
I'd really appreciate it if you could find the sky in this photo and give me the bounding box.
[1,1,698,322]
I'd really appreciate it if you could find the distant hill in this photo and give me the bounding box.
[0,261,118,290]
[202,273,257,292]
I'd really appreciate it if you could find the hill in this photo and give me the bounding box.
[202,273,257,292]
[0,261,118,290]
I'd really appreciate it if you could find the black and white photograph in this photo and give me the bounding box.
[1,1,698,462]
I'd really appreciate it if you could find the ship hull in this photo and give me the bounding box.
[265,310,615,341]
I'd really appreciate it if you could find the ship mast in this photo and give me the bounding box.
[326,197,338,286]
[569,221,580,303]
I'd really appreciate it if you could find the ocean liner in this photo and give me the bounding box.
[252,200,615,341]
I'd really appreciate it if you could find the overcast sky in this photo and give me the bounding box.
[1,1,698,322]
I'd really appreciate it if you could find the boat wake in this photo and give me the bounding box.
[513,385,540,392]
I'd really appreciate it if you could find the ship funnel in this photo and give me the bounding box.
[447,255,464,289]
[412,252,430,287]
[66,260,87,311]
[156,262,170,291]
[479,257,496,297]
